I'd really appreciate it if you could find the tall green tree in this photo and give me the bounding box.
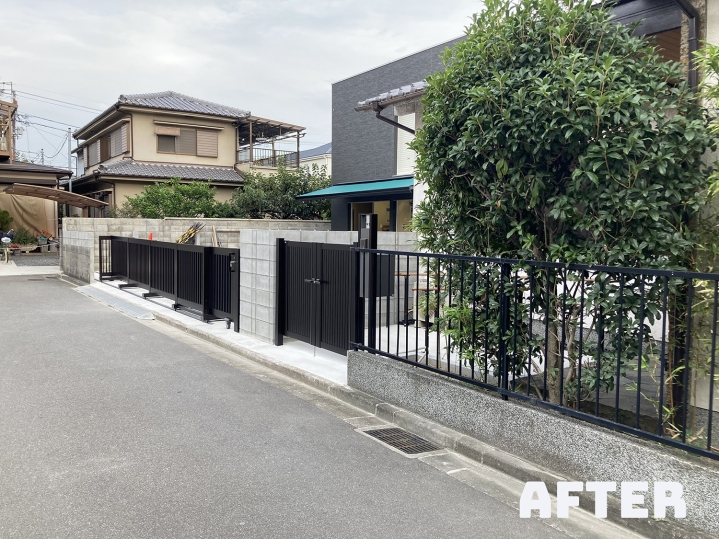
[411,0,718,410]
[413,0,715,269]
[221,162,330,220]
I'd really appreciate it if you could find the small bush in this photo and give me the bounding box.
[13,227,37,246]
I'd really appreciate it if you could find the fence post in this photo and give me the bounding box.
[98,236,105,282]
[274,238,285,346]
[499,262,511,400]
[352,245,364,349]
[232,249,240,333]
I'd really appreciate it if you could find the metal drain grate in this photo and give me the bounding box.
[363,427,440,454]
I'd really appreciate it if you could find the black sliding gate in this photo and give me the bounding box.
[275,240,354,354]
[99,236,240,331]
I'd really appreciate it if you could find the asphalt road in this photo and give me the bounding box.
[0,276,591,538]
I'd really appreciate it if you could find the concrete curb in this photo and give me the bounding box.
[83,288,709,539]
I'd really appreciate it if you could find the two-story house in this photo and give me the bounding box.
[68,91,305,216]
[302,0,700,232]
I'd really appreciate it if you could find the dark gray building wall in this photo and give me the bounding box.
[330,38,463,229]
[332,38,462,187]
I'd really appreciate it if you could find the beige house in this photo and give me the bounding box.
[68,91,304,215]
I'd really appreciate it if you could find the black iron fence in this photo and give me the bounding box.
[352,247,719,461]
[99,236,240,331]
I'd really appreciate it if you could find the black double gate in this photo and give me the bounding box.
[275,240,355,354]
[99,236,240,331]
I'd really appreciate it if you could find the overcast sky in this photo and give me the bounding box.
[0,0,483,169]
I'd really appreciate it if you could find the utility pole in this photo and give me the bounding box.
[40,148,44,165]
[67,128,73,193]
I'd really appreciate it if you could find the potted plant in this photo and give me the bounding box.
[12,227,38,253]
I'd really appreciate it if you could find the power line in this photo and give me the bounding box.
[14,90,103,111]
[18,113,79,128]
[29,125,66,157]
[25,124,66,139]
[14,94,101,114]
[11,83,108,106]
[24,121,71,132]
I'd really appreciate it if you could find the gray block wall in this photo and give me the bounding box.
[62,218,331,272]
[240,230,416,343]
[60,231,95,284]
[60,218,416,345]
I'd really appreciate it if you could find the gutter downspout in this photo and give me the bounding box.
[371,102,415,135]
[674,0,700,91]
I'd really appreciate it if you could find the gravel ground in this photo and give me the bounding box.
[11,253,60,266]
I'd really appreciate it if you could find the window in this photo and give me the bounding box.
[197,130,218,157]
[155,125,218,157]
[396,113,416,176]
[176,129,197,155]
[158,135,176,153]
[86,141,101,167]
[110,124,127,157]
[100,135,110,162]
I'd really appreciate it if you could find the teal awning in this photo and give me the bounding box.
[297,176,413,200]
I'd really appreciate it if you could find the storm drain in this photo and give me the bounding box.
[363,427,440,455]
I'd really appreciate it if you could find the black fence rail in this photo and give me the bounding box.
[352,247,719,461]
[99,236,240,331]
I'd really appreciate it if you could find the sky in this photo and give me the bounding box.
[0,0,484,169]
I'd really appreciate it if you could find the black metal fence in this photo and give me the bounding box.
[352,247,719,461]
[99,236,240,331]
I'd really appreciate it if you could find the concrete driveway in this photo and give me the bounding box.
[0,276,628,539]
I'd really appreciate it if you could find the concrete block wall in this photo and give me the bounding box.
[240,230,416,343]
[62,217,332,272]
[61,217,417,345]
[60,231,95,283]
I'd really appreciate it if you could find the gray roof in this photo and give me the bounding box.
[300,143,332,160]
[0,160,71,176]
[67,159,243,184]
[75,91,250,137]
[118,91,250,119]
[356,80,428,110]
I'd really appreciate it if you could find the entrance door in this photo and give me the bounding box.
[280,241,354,354]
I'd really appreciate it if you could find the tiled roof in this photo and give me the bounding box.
[118,91,250,119]
[75,91,250,136]
[356,80,428,110]
[68,160,243,184]
[300,143,332,160]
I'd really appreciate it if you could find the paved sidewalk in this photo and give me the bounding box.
[87,275,348,385]
[0,260,61,276]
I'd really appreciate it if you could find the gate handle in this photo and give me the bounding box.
[304,278,322,285]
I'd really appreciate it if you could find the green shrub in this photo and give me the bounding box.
[0,210,12,231]
[13,227,37,246]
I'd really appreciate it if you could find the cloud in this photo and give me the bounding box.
[1,0,483,166]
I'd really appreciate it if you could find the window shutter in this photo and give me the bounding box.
[155,126,181,136]
[87,141,101,166]
[110,129,122,157]
[196,130,218,157]
[396,113,416,176]
[176,128,197,155]
[120,124,128,153]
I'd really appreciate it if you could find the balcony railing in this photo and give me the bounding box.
[237,148,299,168]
